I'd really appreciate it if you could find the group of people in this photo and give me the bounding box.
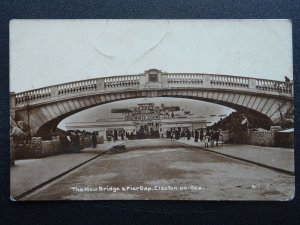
[106,126,161,142]
[167,128,223,147]
[167,128,181,141]
[202,130,223,147]
[60,130,98,151]
[106,130,126,142]
[10,117,31,145]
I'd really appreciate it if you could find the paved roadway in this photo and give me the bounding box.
[23,139,294,200]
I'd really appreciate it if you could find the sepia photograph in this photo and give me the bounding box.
[9,19,294,201]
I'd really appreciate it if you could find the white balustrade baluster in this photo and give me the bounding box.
[38,90,41,99]
[131,76,135,85]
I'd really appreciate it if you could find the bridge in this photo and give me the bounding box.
[10,69,293,136]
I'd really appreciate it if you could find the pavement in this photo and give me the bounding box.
[21,139,294,201]
[11,139,294,200]
[177,138,294,174]
[10,141,124,199]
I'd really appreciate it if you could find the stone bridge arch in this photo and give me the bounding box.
[10,69,293,136]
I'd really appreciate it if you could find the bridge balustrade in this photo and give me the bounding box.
[15,87,51,104]
[104,75,140,88]
[256,79,292,93]
[14,72,293,107]
[210,75,249,87]
[58,80,97,95]
[167,74,203,84]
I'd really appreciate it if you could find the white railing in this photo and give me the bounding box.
[58,79,97,95]
[210,74,249,87]
[167,73,203,85]
[104,75,140,88]
[256,79,292,93]
[15,87,51,104]
[14,72,293,106]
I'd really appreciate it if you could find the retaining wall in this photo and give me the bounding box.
[228,130,276,147]
[13,136,99,159]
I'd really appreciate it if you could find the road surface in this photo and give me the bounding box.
[22,139,294,200]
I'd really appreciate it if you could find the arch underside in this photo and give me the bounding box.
[15,89,293,136]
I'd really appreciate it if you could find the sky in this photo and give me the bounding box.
[10,19,292,93]
[9,20,293,129]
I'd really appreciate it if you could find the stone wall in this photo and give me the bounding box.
[228,130,276,147]
[13,136,99,160]
[14,138,61,159]
[244,130,275,146]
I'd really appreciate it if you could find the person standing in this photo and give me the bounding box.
[284,76,290,82]
[204,131,210,147]
[175,129,180,140]
[187,128,191,140]
[113,129,118,142]
[170,129,174,141]
[194,129,199,142]
[210,131,215,147]
[120,130,124,140]
[215,129,223,146]
[200,128,204,142]
[92,132,97,148]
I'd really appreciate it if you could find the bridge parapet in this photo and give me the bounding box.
[256,78,292,93]
[210,74,249,88]
[15,87,51,105]
[58,79,97,95]
[14,71,293,108]
[104,75,140,88]
[166,73,203,86]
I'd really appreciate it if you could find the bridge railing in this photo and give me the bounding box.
[15,87,52,105]
[256,78,292,93]
[15,75,141,106]
[104,75,140,88]
[166,73,292,94]
[58,79,97,95]
[167,73,203,85]
[209,74,249,87]
[14,72,293,106]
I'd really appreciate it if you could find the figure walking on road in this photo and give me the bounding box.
[92,132,97,148]
[200,128,204,142]
[187,128,191,140]
[170,129,174,141]
[215,129,223,147]
[194,129,199,142]
[113,129,118,142]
